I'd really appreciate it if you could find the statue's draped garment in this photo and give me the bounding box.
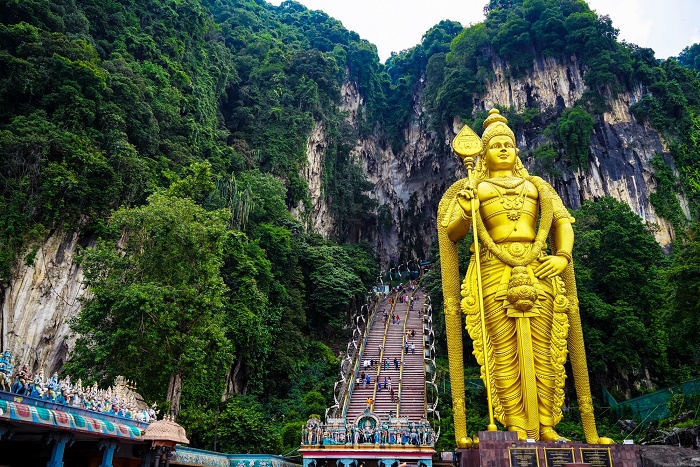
[458,176,571,438]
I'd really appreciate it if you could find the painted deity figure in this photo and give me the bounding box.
[438,109,612,444]
[0,351,13,392]
[11,364,29,395]
[28,369,44,398]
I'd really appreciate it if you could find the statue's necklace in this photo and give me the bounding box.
[488,179,527,222]
[487,177,525,189]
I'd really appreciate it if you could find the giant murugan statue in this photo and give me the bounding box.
[437,109,612,446]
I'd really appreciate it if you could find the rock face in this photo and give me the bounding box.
[498,57,677,247]
[293,119,334,237]
[348,83,461,264]
[639,445,700,467]
[299,54,679,265]
[0,231,92,375]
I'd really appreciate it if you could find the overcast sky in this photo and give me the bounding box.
[267,0,700,63]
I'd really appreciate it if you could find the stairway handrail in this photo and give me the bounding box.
[396,285,418,417]
[422,299,434,419]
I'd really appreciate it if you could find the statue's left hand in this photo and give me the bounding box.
[533,255,568,279]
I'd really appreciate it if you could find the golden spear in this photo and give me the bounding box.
[451,124,497,433]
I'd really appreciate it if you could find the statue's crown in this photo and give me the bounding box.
[481,108,515,151]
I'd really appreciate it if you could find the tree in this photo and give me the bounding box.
[556,106,594,170]
[301,244,367,337]
[216,397,282,454]
[679,43,700,72]
[664,223,700,377]
[66,192,232,418]
[573,197,669,390]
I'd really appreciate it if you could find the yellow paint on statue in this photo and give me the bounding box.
[437,109,614,446]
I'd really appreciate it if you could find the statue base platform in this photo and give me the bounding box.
[456,431,641,467]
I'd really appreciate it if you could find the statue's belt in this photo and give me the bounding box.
[470,241,547,262]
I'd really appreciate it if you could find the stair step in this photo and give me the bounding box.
[345,292,429,422]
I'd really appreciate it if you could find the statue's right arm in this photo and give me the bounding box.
[446,188,477,243]
[446,204,471,243]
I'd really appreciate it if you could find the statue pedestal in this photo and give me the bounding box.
[456,431,641,467]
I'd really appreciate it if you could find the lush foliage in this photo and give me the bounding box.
[66,189,232,417]
[555,106,594,170]
[573,197,672,390]
[679,43,700,73]
[631,58,700,224]
[0,0,382,282]
[663,223,700,377]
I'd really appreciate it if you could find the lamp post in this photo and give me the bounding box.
[407,260,418,279]
[398,263,408,282]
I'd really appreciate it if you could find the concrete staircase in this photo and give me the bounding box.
[345,286,426,423]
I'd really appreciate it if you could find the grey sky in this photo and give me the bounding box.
[268,0,700,63]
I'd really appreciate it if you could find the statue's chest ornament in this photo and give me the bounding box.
[487,178,527,222]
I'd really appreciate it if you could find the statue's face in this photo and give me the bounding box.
[484,135,517,172]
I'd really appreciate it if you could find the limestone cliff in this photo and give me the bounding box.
[0,231,91,375]
[477,55,678,246]
[347,84,460,264]
[292,119,334,237]
[298,54,680,265]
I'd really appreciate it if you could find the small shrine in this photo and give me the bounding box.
[143,414,190,466]
[300,411,435,467]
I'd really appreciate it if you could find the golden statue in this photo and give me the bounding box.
[437,109,612,446]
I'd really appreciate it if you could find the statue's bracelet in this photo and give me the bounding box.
[556,251,573,264]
